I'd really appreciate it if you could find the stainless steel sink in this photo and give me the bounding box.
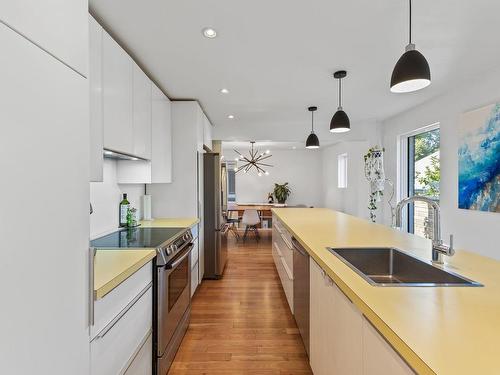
[327,247,482,287]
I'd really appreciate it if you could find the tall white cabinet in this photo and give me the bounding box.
[150,84,172,183]
[89,16,104,182]
[148,101,211,282]
[0,0,88,76]
[0,22,90,375]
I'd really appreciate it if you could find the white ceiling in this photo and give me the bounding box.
[90,0,500,143]
[222,141,313,151]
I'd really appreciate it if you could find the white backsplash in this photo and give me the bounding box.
[90,159,145,238]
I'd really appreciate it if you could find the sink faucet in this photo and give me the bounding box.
[395,196,454,264]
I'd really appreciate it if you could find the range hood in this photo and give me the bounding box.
[103,149,148,161]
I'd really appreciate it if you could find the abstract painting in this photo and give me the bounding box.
[458,103,500,212]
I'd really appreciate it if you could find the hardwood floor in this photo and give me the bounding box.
[168,231,312,375]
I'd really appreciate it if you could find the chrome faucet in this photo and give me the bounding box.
[395,196,454,264]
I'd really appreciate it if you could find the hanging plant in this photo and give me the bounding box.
[364,147,386,223]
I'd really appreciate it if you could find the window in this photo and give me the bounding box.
[401,125,440,238]
[338,153,348,188]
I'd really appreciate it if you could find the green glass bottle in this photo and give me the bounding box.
[119,193,130,227]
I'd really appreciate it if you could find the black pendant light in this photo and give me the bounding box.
[306,106,320,149]
[390,0,431,93]
[330,70,351,133]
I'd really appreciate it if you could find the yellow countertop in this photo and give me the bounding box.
[139,217,199,228]
[272,208,500,375]
[94,217,199,299]
[94,249,156,299]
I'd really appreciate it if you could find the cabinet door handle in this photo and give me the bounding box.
[280,233,293,250]
[94,282,152,340]
[321,269,334,286]
[280,256,294,281]
[273,241,283,258]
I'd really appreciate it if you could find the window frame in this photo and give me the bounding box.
[337,153,348,189]
[398,122,440,232]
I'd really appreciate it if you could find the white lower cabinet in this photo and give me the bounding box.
[91,286,152,375]
[124,333,152,375]
[309,259,414,375]
[91,262,153,375]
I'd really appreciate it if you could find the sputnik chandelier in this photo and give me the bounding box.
[233,141,273,176]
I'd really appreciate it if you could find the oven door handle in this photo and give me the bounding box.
[165,244,193,269]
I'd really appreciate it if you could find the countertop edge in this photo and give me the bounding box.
[139,217,200,228]
[272,208,436,375]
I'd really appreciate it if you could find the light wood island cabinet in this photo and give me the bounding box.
[310,259,363,375]
[309,258,414,375]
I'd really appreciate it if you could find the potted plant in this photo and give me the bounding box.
[273,183,291,204]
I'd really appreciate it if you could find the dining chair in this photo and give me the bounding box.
[241,209,261,241]
[225,210,240,240]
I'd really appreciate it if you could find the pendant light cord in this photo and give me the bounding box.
[338,78,342,110]
[408,0,412,44]
[311,110,314,132]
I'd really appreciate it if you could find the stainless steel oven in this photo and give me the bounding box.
[153,231,193,374]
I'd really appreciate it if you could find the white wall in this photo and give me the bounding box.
[320,120,382,219]
[321,141,370,218]
[224,148,323,207]
[90,159,144,238]
[382,66,500,259]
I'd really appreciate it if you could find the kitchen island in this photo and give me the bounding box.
[272,207,500,375]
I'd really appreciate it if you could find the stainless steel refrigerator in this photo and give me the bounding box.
[203,153,228,279]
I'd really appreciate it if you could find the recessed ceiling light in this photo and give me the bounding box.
[220,88,229,94]
[228,115,235,119]
[292,146,297,150]
[202,28,217,38]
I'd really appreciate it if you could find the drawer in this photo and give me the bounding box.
[191,261,199,297]
[124,332,152,375]
[91,286,152,375]
[273,242,294,313]
[92,261,152,340]
[274,219,293,243]
[272,240,282,270]
[273,229,294,276]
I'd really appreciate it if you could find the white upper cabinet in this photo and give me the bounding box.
[102,31,134,155]
[151,84,172,183]
[117,83,172,184]
[132,63,152,160]
[0,0,88,76]
[203,113,213,151]
[89,16,103,182]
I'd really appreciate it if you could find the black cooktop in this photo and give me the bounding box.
[90,227,185,249]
